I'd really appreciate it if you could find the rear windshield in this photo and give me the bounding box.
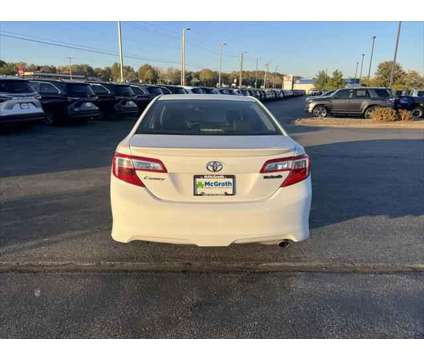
[169,87,186,94]
[91,84,110,95]
[0,80,34,94]
[417,91,424,97]
[147,86,163,95]
[67,83,95,97]
[136,100,282,136]
[131,86,145,95]
[114,85,134,97]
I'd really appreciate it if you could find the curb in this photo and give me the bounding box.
[2,261,424,274]
[294,118,424,129]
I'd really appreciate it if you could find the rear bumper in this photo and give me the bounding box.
[0,112,45,125]
[111,175,312,247]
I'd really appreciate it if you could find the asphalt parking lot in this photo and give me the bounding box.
[1,96,423,337]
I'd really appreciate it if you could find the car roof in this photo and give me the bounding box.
[156,94,255,102]
[0,76,27,81]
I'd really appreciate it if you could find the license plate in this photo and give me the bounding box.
[194,175,235,196]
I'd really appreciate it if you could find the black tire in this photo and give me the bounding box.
[364,106,377,119]
[312,105,328,118]
[411,107,424,119]
[42,112,56,126]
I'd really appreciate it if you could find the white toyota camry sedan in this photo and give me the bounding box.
[111,94,312,247]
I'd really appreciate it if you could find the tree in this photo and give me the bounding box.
[403,70,424,90]
[198,68,217,86]
[374,61,406,87]
[94,67,112,81]
[314,70,330,90]
[327,70,345,90]
[0,62,17,75]
[137,64,159,84]
[160,67,181,84]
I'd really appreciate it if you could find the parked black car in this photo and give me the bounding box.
[395,95,424,119]
[30,80,100,124]
[305,87,395,118]
[0,77,45,126]
[160,85,188,94]
[99,83,139,117]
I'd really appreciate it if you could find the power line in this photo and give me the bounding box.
[0,31,195,67]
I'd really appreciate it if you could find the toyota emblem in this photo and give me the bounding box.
[206,161,223,173]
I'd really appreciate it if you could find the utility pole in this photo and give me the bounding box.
[354,61,359,81]
[180,27,190,86]
[359,53,365,82]
[218,42,226,88]
[367,36,376,82]
[264,63,270,89]
[65,57,73,80]
[117,21,124,83]
[389,21,402,88]
[272,65,279,88]
[255,57,259,88]
[239,52,245,88]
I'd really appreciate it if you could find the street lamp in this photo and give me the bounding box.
[180,27,191,86]
[359,53,365,82]
[367,36,376,82]
[117,21,124,83]
[239,51,247,88]
[255,57,260,88]
[389,21,402,88]
[218,42,227,88]
[354,61,359,81]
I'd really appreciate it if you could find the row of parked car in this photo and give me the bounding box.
[304,87,424,119]
[0,76,305,126]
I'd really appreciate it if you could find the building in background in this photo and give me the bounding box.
[293,78,316,94]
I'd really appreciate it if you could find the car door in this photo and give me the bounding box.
[350,88,370,114]
[330,89,354,114]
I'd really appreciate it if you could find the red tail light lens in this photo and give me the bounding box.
[112,153,167,187]
[260,154,311,187]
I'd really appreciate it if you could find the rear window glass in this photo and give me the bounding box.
[91,84,110,95]
[417,91,424,97]
[0,80,34,94]
[67,83,95,97]
[136,100,282,136]
[114,86,134,97]
[147,86,163,95]
[170,87,186,94]
[373,89,391,98]
[191,88,204,94]
[131,86,145,95]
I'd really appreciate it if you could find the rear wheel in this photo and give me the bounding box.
[312,105,328,118]
[364,106,377,119]
[411,106,423,119]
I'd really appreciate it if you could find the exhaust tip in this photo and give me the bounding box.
[278,240,291,248]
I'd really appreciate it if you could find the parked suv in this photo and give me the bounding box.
[305,87,394,118]
[31,80,100,123]
[0,77,45,126]
[100,83,138,117]
[395,95,424,119]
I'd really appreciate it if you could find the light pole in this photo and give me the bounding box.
[367,36,376,82]
[359,53,365,82]
[117,21,124,83]
[218,42,227,88]
[180,27,191,86]
[264,63,270,89]
[272,65,279,88]
[66,56,73,80]
[239,52,246,88]
[354,61,359,81]
[389,21,402,88]
[255,57,259,88]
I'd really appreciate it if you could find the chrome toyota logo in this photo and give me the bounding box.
[206,161,223,173]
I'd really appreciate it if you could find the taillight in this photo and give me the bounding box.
[260,154,311,187]
[112,152,167,187]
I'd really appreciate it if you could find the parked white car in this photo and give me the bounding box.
[110,94,312,247]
